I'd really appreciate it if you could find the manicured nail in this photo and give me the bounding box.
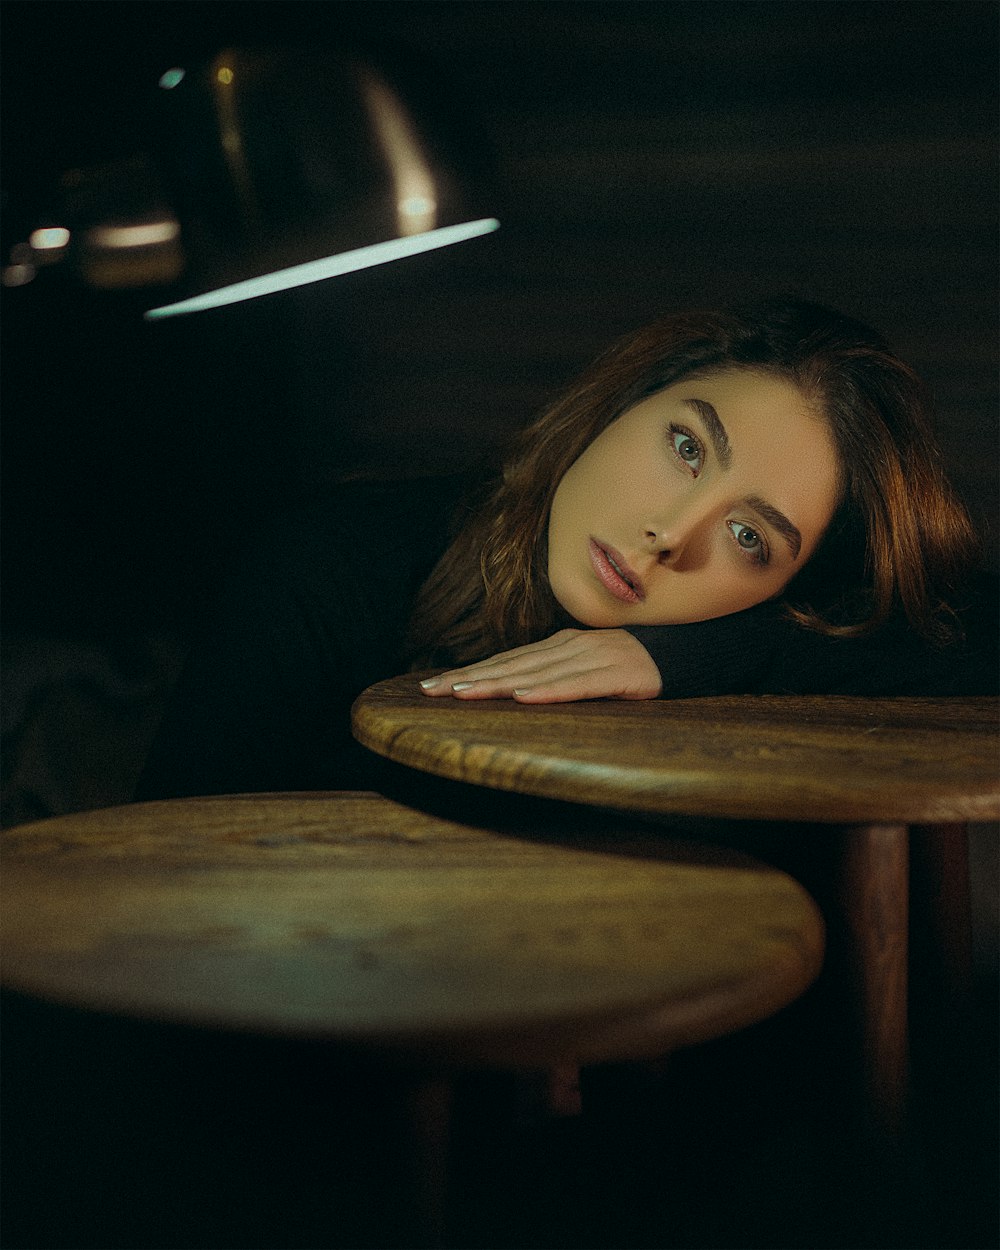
[451,682,474,691]
[419,678,441,689]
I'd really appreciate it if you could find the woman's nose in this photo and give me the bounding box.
[645,528,683,565]
[643,504,709,566]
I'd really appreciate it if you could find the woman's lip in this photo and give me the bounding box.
[589,539,645,603]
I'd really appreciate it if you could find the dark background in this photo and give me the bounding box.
[3,1,998,649]
[3,0,997,819]
[1,3,997,1248]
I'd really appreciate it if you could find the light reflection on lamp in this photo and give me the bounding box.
[89,221,181,249]
[360,69,439,236]
[2,229,71,286]
[2,264,35,288]
[4,44,498,317]
[29,227,71,250]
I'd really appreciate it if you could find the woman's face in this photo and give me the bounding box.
[546,368,842,627]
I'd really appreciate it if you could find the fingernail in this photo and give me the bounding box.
[513,688,531,697]
[419,678,441,689]
[451,682,474,691]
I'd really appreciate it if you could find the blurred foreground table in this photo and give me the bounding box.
[353,679,1000,1126]
[1,792,822,1064]
[2,790,825,1246]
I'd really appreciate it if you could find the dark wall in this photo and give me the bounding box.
[1,10,997,1247]
[3,0,997,644]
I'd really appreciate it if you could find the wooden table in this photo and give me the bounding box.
[353,679,1000,1126]
[2,790,827,1246]
[1,792,822,1068]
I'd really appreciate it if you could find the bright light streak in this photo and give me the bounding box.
[362,73,438,236]
[144,217,500,320]
[89,221,181,249]
[30,227,70,250]
[217,66,234,85]
[158,67,185,89]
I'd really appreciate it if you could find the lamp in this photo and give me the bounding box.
[3,44,499,319]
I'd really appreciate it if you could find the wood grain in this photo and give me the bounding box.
[1,792,823,1069]
[352,681,1000,824]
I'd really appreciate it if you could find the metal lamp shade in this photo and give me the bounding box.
[7,45,498,318]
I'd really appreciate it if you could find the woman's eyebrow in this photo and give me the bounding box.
[684,399,732,469]
[681,396,802,559]
[745,495,803,561]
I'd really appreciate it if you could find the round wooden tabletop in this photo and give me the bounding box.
[352,679,1000,824]
[1,792,823,1068]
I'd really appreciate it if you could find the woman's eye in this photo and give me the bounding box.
[670,427,703,475]
[728,521,769,565]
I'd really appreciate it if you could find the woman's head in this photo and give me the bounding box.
[409,297,977,663]
[546,368,841,628]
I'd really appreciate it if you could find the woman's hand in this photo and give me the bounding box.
[418,629,662,703]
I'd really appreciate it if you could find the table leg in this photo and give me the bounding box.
[909,822,973,1006]
[838,823,909,1134]
[402,1075,453,1248]
[908,823,975,1121]
[544,1064,583,1116]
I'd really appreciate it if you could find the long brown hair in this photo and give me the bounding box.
[407,297,977,666]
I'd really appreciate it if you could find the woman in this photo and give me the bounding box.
[136,297,997,799]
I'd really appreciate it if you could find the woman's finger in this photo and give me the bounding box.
[511,667,652,702]
[417,629,661,702]
[418,631,584,693]
[431,653,603,699]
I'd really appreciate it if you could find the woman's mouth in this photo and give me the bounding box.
[588,539,645,603]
